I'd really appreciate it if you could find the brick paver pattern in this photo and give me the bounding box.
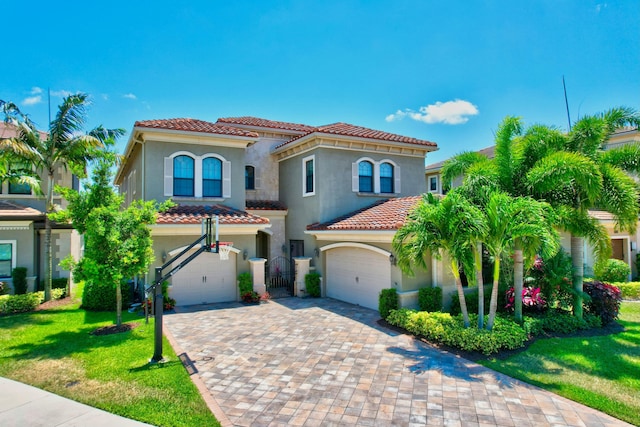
[164,298,631,427]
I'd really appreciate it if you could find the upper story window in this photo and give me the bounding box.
[380,162,394,193]
[173,155,195,197]
[203,157,222,197]
[303,155,315,196]
[245,165,255,190]
[352,158,400,195]
[0,241,16,278]
[9,181,31,195]
[428,175,439,193]
[358,161,373,193]
[164,151,231,199]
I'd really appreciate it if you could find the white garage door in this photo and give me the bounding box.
[169,250,236,306]
[326,247,390,311]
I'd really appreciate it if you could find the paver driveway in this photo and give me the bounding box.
[164,298,631,427]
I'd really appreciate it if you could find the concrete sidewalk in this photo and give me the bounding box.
[0,377,154,427]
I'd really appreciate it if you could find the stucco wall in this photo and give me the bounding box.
[245,137,282,201]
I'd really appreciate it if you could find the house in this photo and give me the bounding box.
[0,123,81,293]
[424,127,640,279]
[114,117,439,309]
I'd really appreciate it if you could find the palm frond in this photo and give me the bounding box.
[526,151,602,208]
[494,116,523,194]
[441,151,489,192]
[599,142,640,174]
[555,206,612,262]
[598,163,639,233]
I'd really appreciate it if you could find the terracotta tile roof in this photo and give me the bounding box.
[246,200,288,210]
[135,118,259,138]
[0,200,43,217]
[425,145,494,172]
[156,204,270,225]
[0,122,48,140]
[307,196,422,231]
[277,122,436,149]
[217,116,315,133]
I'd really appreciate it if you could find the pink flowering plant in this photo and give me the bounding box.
[505,286,547,313]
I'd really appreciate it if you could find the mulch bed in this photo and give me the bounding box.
[377,317,626,363]
[35,296,75,311]
[90,322,139,336]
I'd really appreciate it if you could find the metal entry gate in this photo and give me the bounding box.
[265,256,294,298]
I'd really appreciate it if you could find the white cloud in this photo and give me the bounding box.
[30,87,43,95]
[386,99,479,125]
[123,93,137,100]
[22,95,42,106]
[101,93,109,101]
[51,89,73,98]
[595,3,607,13]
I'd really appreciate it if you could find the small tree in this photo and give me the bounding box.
[53,154,171,325]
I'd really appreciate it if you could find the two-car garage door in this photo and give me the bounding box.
[169,250,236,306]
[326,247,390,311]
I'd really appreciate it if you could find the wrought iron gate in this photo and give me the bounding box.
[265,256,294,298]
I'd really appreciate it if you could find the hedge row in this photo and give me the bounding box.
[0,289,66,315]
[612,282,640,300]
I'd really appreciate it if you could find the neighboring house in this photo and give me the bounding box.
[0,123,81,293]
[424,128,640,279]
[114,117,439,309]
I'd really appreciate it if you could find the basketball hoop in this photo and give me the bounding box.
[218,242,233,261]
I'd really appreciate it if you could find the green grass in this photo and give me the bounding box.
[481,302,640,426]
[0,294,219,427]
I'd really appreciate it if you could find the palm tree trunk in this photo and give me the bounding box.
[475,242,484,328]
[571,234,584,319]
[486,256,501,330]
[513,243,524,323]
[451,259,470,328]
[44,171,55,302]
[116,281,122,326]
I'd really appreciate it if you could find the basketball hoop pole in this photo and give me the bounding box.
[215,215,220,253]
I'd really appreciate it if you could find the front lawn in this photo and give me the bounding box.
[0,296,219,427]
[480,301,640,426]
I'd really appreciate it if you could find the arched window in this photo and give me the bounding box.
[245,165,255,190]
[173,155,194,197]
[203,157,222,197]
[380,162,394,193]
[358,161,373,192]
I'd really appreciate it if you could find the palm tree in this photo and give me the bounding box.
[393,191,487,328]
[527,107,640,318]
[0,94,124,301]
[480,192,559,330]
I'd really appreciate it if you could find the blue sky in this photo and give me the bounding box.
[2,1,638,165]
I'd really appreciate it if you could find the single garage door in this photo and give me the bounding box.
[326,247,390,311]
[169,250,236,306]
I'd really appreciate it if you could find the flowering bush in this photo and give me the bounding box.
[584,280,622,325]
[505,286,546,312]
[241,291,260,303]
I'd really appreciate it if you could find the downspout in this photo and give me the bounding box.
[141,138,146,200]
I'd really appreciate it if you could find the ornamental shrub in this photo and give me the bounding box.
[378,288,398,319]
[82,280,131,311]
[305,272,321,297]
[505,286,547,313]
[450,284,507,316]
[237,272,253,295]
[613,282,640,300]
[0,293,40,314]
[583,280,622,325]
[12,267,28,295]
[418,287,442,312]
[594,259,630,283]
[386,308,527,355]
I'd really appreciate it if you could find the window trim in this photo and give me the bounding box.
[245,165,256,190]
[302,155,315,197]
[353,158,400,195]
[0,240,17,279]
[428,175,439,193]
[164,151,231,199]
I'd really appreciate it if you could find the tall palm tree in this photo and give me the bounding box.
[480,192,559,330]
[393,191,487,328]
[528,107,640,318]
[0,94,124,301]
